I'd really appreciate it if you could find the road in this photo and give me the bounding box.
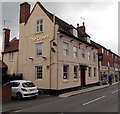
[2,83,119,113]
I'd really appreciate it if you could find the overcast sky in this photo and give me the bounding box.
[0,0,119,59]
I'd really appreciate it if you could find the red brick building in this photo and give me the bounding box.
[94,42,120,82]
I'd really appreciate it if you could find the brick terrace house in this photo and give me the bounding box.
[94,42,120,82]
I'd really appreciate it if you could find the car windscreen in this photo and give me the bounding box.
[22,82,36,87]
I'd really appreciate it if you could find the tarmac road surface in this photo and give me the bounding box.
[2,83,119,113]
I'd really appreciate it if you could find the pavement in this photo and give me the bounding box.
[59,82,119,98]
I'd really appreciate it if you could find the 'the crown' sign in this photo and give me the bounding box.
[30,35,48,41]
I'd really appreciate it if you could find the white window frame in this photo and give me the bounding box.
[107,51,109,56]
[88,67,91,78]
[36,43,42,56]
[36,66,42,79]
[88,51,91,60]
[94,67,97,77]
[81,48,85,58]
[63,65,69,80]
[74,66,78,79]
[9,52,14,61]
[112,54,113,58]
[36,19,43,33]
[63,42,69,56]
[102,48,104,53]
[93,53,96,62]
[73,46,77,57]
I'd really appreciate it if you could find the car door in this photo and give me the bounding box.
[11,82,20,97]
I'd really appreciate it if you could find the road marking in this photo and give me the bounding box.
[112,89,120,94]
[83,96,105,106]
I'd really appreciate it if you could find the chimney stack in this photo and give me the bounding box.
[20,2,31,24]
[77,22,86,34]
[3,28,10,50]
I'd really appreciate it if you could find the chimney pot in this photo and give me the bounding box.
[77,23,79,27]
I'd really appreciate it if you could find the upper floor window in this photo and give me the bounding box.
[88,51,91,60]
[73,46,77,57]
[81,48,85,58]
[102,48,104,53]
[63,42,68,55]
[112,54,113,58]
[107,51,109,56]
[36,43,42,56]
[36,19,43,33]
[93,53,96,62]
[9,53,14,61]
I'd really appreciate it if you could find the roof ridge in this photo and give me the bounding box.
[9,37,18,44]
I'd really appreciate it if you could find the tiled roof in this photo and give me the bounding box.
[2,38,19,54]
[0,60,8,69]
[37,2,98,48]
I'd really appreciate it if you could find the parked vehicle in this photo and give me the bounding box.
[3,80,38,100]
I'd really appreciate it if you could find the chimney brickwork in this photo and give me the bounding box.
[3,28,10,49]
[20,2,31,24]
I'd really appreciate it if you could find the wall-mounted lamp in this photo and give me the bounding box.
[51,48,56,53]
[53,42,57,46]
[29,57,33,61]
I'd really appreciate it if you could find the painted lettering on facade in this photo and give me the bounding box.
[31,35,48,41]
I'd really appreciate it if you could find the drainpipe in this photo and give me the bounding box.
[16,51,19,75]
[50,14,56,90]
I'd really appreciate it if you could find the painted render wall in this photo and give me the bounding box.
[18,4,57,89]
[57,33,99,89]
[2,52,19,75]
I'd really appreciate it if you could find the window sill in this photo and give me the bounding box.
[73,79,78,82]
[36,79,42,81]
[35,31,43,35]
[88,77,92,79]
[9,60,13,62]
[63,80,69,83]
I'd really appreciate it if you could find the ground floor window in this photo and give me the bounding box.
[88,67,91,77]
[74,66,78,79]
[36,66,42,79]
[63,65,69,80]
[94,67,97,77]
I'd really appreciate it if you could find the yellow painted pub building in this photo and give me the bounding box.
[2,2,99,92]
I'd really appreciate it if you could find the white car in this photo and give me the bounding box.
[3,80,38,100]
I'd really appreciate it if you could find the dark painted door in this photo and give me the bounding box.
[80,67,86,86]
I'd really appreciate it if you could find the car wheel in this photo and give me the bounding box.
[16,93,22,100]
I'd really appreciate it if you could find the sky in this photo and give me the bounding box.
[0,0,119,59]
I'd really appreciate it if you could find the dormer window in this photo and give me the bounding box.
[83,36,91,43]
[36,19,43,33]
[69,28,78,38]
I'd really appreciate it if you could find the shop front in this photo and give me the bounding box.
[115,68,120,82]
[100,66,108,84]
